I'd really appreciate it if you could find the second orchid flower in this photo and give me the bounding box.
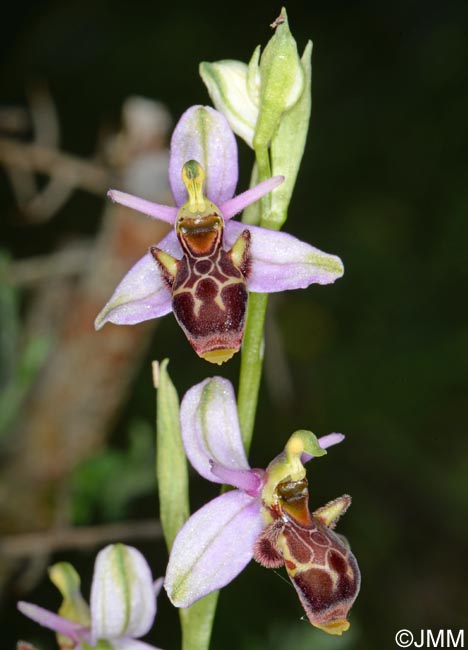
[164,377,360,635]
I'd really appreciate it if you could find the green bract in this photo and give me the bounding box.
[267,40,312,229]
[155,359,189,550]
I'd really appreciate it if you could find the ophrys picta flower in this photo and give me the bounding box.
[95,105,344,364]
[254,453,360,635]
[164,377,360,634]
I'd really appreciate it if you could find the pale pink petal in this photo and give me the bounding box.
[180,377,250,484]
[94,253,173,329]
[153,576,164,599]
[108,189,177,225]
[17,601,88,642]
[209,462,263,495]
[224,221,344,291]
[169,106,238,207]
[164,490,262,607]
[220,176,284,220]
[318,432,345,450]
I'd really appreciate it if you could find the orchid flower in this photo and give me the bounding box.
[18,544,163,650]
[164,377,360,635]
[95,105,344,364]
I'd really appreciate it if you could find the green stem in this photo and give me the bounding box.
[237,292,268,452]
[180,591,220,650]
[254,143,271,188]
[237,142,274,451]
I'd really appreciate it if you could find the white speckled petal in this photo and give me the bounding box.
[224,221,344,291]
[164,490,262,607]
[94,230,182,329]
[180,377,250,484]
[90,544,157,641]
[169,106,238,207]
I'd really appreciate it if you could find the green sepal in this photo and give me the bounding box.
[266,40,312,229]
[155,359,189,550]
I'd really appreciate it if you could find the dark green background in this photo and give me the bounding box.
[1,1,467,648]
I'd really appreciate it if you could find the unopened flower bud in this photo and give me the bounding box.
[90,544,156,641]
[199,59,259,147]
[254,7,305,151]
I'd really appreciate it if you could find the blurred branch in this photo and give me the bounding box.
[0,137,110,195]
[6,243,92,287]
[1,520,162,558]
[0,107,30,134]
[27,83,60,148]
[0,95,172,557]
[0,86,111,222]
[17,643,39,650]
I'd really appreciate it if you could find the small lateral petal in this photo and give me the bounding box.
[94,253,173,329]
[17,602,87,642]
[108,189,178,225]
[164,490,262,607]
[224,221,344,291]
[220,176,284,220]
[302,433,345,463]
[180,377,250,483]
[210,462,263,496]
[169,106,238,207]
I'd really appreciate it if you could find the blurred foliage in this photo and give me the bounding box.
[243,620,360,650]
[70,419,155,523]
[0,252,50,438]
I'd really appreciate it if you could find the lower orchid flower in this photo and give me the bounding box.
[18,544,163,650]
[164,377,360,635]
[95,105,344,364]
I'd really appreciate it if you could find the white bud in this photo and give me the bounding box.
[200,60,259,147]
[90,544,156,641]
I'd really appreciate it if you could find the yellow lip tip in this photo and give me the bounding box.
[200,348,237,365]
[313,619,350,636]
